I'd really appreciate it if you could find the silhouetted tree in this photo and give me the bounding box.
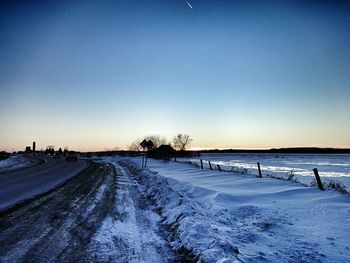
[129,135,168,151]
[45,145,55,155]
[129,140,142,151]
[172,134,192,151]
[58,147,63,155]
[144,135,167,149]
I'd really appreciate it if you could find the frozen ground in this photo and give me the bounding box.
[2,156,349,262]
[0,160,178,262]
[122,156,350,262]
[180,153,350,191]
[0,155,34,173]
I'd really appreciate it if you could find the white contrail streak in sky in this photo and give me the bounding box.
[186,1,193,9]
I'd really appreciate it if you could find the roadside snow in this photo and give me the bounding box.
[0,155,32,173]
[114,157,350,262]
[89,159,176,262]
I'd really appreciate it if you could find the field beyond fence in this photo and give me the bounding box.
[172,154,350,194]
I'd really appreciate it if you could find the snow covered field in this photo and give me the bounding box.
[179,153,350,192]
[1,155,349,262]
[112,156,350,262]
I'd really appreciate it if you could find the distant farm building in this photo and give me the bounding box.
[148,145,176,160]
[25,146,31,153]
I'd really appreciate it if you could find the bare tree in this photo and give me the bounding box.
[45,145,55,155]
[129,135,168,151]
[172,134,192,151]
[143,135,167,149]
[129,140,142,151]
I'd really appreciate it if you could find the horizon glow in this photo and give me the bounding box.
[1,0,350,152]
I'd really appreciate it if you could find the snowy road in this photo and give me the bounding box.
[0,161,178,262]
[0,156,88,212]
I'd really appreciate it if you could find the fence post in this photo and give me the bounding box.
[217,164,222,171]
[313,168,324,190]
[209,160,213,170]
[257,162,262,178]
[144,153,148,168]
[142,153,145,168]
[200,159,203,170]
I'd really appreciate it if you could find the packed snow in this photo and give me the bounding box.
[102,156,350,262]
[89,159,177,262]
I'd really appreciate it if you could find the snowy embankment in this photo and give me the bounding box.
[114,157,350,262]
[89,160,176,262]
[180,154,350,192]
[0,155,32,173]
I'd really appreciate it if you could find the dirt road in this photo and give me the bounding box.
[0,161,177,262]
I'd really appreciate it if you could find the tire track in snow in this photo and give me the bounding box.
[88,161,177,262]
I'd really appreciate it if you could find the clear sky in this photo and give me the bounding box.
[1,0,349,152]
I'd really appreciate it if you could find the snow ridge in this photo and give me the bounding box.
[118,157,350,262]
[90,159,176,262]
[0,155,32,173]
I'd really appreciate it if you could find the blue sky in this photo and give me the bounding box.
[1,0,349,151]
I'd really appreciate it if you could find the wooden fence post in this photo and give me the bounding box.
[217,164,222,171]
[313,168,324,190]
[200,159,203,170]
[144,153,148,168]
[257,162,262,178]
[209,161,213,170]
[142,153,145,168]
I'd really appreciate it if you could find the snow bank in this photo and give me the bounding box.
[0,155,32,173]
[118,157,350,262]
[93,158,177,262]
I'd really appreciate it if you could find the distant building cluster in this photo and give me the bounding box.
[23,141,66,156]
[25,141,36,153]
